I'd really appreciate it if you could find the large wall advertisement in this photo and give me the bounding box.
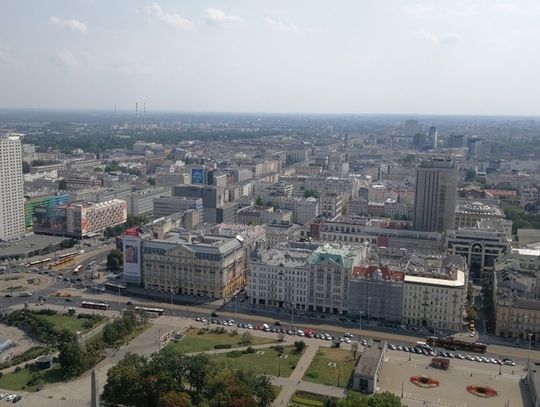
[32,206,68,235]
[123,236,142,285]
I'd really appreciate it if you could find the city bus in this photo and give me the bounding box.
[28,258,52,267]
[134,306,164,317]
[73,264,83,275]
[81,301,111,311]
[426,336,487,353]
[104,282,127,294]
[48,254,77,270]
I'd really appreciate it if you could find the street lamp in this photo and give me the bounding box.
[170,289,174,318]
[528,332,533,363]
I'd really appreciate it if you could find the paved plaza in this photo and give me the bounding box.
[379,352,529,407]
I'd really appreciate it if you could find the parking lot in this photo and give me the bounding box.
[379,352,528,407]
[196,316,364,346]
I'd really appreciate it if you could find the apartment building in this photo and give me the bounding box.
[0,133,25,240]
[348,266,405,323]
[247,242,367,315]
[247,246,311,309]
[306,243,367,314]
[402,255,467,331]
[142,233,247,299]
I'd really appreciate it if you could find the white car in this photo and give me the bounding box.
[324,334,332,340]
[344,337,351,344]
[344,333,353,338]
[6,395,16,402]
[0,393,7,400]
[297,330,305,336]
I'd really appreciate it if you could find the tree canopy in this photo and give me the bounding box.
[102,348,276,407]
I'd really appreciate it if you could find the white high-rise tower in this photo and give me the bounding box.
[0,133,25,240]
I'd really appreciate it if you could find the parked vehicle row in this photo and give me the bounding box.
[194,316,368,345]
[387,343,516,366]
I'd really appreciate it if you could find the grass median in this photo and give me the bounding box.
[214,345,303,378]
[303,347,358,387]
[166,327,275,353]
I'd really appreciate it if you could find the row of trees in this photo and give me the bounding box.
[327,391,404,407]
[505,206,540,233]
[102,348,276,407]
[102,310,139,345]
[104,214,148,238]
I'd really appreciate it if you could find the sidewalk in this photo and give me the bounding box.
[272,344,320,406]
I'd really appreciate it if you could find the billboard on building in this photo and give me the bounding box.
[191,168,204,185]
[123,236,142,285]
[33,206,67,235]
[24,193,69,228]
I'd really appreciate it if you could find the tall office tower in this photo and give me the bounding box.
[428,126,438,149]
[0,133,25,240]
[413,158,458,233]
[404,120,420,138]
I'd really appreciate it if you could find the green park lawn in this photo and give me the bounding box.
[0,365,65,391]
[303,347,358,387]
[35,313,101,334]
[214,345,303,378]
[166,327,275,353]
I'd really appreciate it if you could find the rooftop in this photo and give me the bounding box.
[456,200,504,217]
[354,340,386,378]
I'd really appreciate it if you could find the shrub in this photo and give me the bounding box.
[14,366,22,373]
[230,329,238,336]
[307,372,319,379]
[246,346,255,354]
[197,329,206,335]
[0,371,3,378]
[214,344,232,349]
[291,396,323,407]
[227,350,243,358]
[275,345,284,354]
[294,341,306,353]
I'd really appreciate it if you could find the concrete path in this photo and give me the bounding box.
[272,344,321,406]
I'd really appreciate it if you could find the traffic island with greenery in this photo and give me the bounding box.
[303,347,358,388]
[102,348,276,407]
[166,327,275,353]
[0,309,105,342]
[0,309,147,390]
[0,328,103,391]
[214,342,305,378]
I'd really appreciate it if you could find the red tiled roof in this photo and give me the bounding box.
[352,265,404,281]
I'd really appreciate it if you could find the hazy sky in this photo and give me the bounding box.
[1,0,539,115]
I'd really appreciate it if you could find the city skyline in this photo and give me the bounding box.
[2,0,540,115]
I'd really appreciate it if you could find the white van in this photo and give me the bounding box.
[262,323,270,331]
